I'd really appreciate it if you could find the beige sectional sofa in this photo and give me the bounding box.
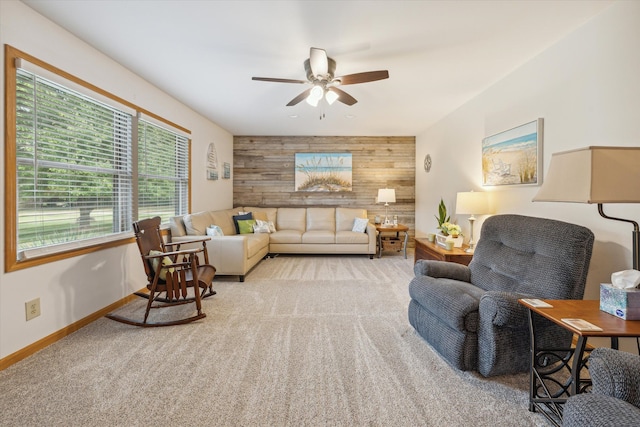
[170,206,376,281]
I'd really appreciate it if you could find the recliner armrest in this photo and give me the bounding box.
[480,291,531,328]
[564,392,640,426]
[590,347,640,407]
[414,259,470,282]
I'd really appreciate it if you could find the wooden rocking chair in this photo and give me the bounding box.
[107,216,216,327]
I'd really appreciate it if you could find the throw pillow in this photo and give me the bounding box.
[352,217,369,233]
[253,219,271,233]
[237,219,256,234]
[148,250,174,281]
[232,212,253,234]
[268,221,276,233]
[206,225,224,236]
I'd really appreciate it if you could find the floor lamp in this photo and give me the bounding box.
[533,146,640,270]
[456,191,491,253]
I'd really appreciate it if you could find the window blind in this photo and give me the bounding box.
[15,68,133,254]
[137,119,189,224]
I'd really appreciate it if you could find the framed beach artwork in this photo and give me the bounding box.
[294,152,352,192]
[482,118,543,186]
[223,162,231,179]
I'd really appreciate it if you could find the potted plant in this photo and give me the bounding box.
[434,198,450,231]
[434,198,464,247]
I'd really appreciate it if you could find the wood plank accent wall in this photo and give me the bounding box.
[233,136,416,246]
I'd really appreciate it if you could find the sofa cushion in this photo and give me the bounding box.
[245,233,270,258]
[242,207,277,224]
[302,230,335,244]
[336,230,369,244]
[210,209,237,235]
[270,230,302,244]
[336,208,368,231]
[170,216,187,238]
[183,211,215,235]
[276,208,306,232]
[306,208,335,231]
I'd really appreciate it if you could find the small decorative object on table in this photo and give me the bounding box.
[434,198,463,247]
[435,222,464,248]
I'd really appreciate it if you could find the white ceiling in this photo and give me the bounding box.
[21,0,613,136]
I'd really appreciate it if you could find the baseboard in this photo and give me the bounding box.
[0,293,138,371]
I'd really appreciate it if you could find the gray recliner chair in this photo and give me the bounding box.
[563,347,640,427]
[408,214,594,377]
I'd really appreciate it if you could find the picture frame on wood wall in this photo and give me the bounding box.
[294,153,352,192]
[482,118,543,187]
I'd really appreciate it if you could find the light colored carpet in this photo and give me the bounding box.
[0,254,547,426]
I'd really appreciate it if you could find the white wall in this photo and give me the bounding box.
[0,1,234,359]
[416,1,640,350]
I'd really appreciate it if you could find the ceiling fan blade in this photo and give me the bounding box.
[328,87,357,106]
[252,77,308,84]
[309,47,328,78]
[286,88,313,106]
[337,70,389,85]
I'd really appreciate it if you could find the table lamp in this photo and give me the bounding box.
[456,190,491,252]
[377,188,396,225]
[533,146,640,270]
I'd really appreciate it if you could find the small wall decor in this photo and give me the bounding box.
[482,118,543,186]
[206,142,218,180]
[424,154,432,172]
[295,152,352,192]
[223,162,231,179]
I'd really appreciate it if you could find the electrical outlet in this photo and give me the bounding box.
[25,298,41,321]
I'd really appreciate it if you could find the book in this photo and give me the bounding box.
[561,318,603,331]
[521,298,553,308]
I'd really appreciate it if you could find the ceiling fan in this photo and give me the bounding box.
[252,47,389,107]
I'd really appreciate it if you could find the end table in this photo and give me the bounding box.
[414,237,472,266]
[376,223,409,258]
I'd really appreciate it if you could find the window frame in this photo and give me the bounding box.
[4,45,192,272]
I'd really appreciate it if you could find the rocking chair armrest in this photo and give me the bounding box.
[143,247,201,260]
[164,236,211,247]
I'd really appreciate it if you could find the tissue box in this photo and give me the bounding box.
[599,283,640,320]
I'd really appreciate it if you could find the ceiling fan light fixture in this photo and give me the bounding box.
[306,85,324,106]
[325,90,339,105]
[252,47,389,107]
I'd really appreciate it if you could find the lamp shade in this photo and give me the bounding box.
[456,191,491,214]
[533,146,640,204]
[377,188,396,204]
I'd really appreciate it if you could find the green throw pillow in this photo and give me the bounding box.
[237,219,256,234]
[148,250,174,281]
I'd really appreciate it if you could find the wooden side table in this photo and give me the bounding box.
[414,237,472,266]
[376,223,409,258]
[519,299,640,426]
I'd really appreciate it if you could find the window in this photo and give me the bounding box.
[5,46,191,271]
[138,119,189,224]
